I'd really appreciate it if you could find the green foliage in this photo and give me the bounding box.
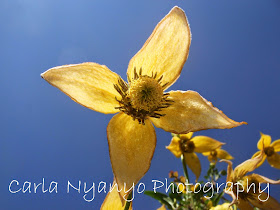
[145,163,227,210]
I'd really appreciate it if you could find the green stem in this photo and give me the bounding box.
[124,192,132,210]
[180,154,194,208]
[181,154,190,181]
[213,192,224,206]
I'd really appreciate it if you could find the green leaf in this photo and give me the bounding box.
[169,188,182,201]
[144,191,174,209]
[212,192,224,206]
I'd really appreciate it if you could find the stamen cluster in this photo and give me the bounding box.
[264,146,275,157]
[180,137,195,153]
[231,176,257,200]
[114,67,173,124]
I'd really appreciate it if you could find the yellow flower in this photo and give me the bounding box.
[221,154,280,210]
[41,6,245,201]
[252,132,280,169]
[166,133,225,180]
[209,203,233,210]
[202,147,233,163]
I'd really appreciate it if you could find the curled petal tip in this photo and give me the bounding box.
[219,159,232,164]
[151,91,247,134]
[232,121,247,127]
[171,6,184,12]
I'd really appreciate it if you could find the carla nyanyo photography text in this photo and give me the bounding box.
[8,178,271,202]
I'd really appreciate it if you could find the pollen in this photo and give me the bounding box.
[128,76,163,112]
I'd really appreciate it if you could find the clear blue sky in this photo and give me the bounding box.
[1,0,279,209]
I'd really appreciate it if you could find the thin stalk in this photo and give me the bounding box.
[181,154,194,208]
[181,154,190,180]
[124,192,132,210]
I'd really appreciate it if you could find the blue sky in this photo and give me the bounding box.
[1,0,280,209]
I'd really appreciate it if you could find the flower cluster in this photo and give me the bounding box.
[146,132,280,210]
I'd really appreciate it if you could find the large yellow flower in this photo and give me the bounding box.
[222,154,280,210]
[166,132,225,180]
[252,132,280,169]
[41,6,245,201]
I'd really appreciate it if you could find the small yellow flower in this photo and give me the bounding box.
[252,132,280,169]
[221,154,280,210]
[202,147,233,163]
[157,205,166,210]
[166,133,225,180]
[41,6,245,201]
[209,203,233,210]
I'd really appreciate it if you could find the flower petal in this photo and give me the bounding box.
[179,132,194,140]
[248,193,280,210]
[184,152,201,181]
[252,151,261,159]
[41,62,121,114]
[210,203,233,210]
[257,132,272,150]
[107,113,156,199]
[249,173,280,184]
[157,205,167,210]
[223,188,237,207]
[251,151,266,168]
[101,180,132,210]
[191,136,224,153]
[166,136,182,158]
[127,6,191,90]
[220,159,234,182]
[202,151,211,156]
[217,149,234,160]
[271,139,280,152]
[267,153,280,169]
[233,152,264,179]
[151,91,246,134]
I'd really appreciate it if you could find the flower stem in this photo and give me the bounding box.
[124,192,132,210]
[181,154,189,181]
[181,154,194,208]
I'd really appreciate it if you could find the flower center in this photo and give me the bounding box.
[209,150,218,162]
[232,176,257,200]
[113,67,173,124]
[210,150,217,157]
[128,76,163,112]
[264,146,274,157]
[180,137,195,153]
